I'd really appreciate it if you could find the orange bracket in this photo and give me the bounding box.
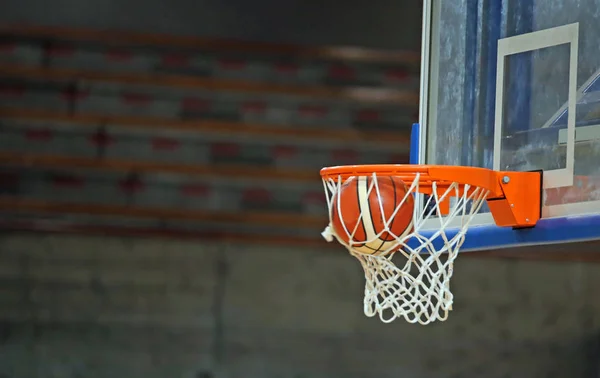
[487,170,542,228]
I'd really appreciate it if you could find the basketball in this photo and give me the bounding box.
[330,175,414,255]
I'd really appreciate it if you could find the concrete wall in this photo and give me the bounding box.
[0,0,422,50]
[0,233,599,377]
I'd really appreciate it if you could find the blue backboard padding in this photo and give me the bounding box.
[410,123,420,165]
[408,213,600,252]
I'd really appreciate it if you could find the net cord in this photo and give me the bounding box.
[321,173,490,324]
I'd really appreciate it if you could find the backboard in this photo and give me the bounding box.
[417,0,600,251]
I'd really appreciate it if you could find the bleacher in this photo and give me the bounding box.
[0,25,419,244]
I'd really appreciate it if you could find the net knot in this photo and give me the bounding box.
[321,225,335,242]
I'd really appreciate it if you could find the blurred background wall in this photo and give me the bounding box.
[0,0,422,49]
[0,234,599,377]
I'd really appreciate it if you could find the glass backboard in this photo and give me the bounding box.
[418,0,600,251]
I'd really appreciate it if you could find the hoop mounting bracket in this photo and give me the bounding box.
[487,170,542,228]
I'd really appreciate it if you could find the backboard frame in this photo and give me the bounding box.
[493,23,578,189]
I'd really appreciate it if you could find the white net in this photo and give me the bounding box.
[321,172,490,325]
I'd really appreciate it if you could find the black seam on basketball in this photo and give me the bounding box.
[372,177,388,250]
[355,177,367,247]
[333,190,363,247]
[360,243,381,252]
[367,176,387,253]
[353,176,377,254]
[384,176,400,242]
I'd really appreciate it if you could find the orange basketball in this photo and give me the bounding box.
[330,175,414,255]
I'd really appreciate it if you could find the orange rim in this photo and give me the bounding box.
[320,164,543,228]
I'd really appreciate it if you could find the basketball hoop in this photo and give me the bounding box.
[320,164,541,324]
